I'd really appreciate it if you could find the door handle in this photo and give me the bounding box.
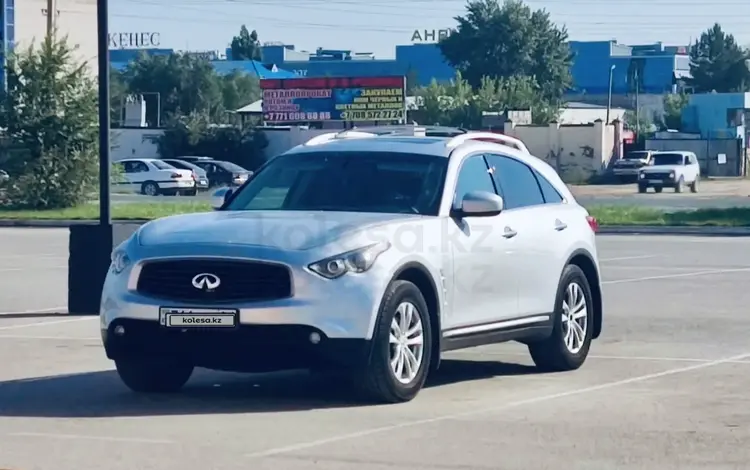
[554,220,568,231]
[502,226,517,238]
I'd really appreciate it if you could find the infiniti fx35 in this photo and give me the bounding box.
[100,131,603,403]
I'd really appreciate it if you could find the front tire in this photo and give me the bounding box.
[637,184,647,193]
[689,176,699,193]
[675,176,684,193]
[528,265,594,372]
[355,280,432,403]
[115,358,193,393]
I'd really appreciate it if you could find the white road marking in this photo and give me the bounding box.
[450,350,750,364]
[599,255,657,262]
[7,432,175,445]
[0,334,99,340]
[0,266,67,272]
[244,351,750,459]
[0,316,96,331]
[0,306,67,316]
[602,267,750,285]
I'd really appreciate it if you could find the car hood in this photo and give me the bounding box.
[641,165,681,173]
[137,210,424,251]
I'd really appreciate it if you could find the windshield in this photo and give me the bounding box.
[216,161,248,173]
[652,153,684,166]
[151,160,176,170]
[225,151,448,215]
[624,151,649,160]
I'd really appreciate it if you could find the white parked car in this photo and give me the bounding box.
[637,151,700,193]
[101,127,604,403]
[116,158,196,196]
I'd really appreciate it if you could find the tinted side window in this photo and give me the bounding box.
[453,155,496,205]
[534,171,563,204]
[487,155,545,209]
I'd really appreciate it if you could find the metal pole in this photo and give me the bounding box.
[606,64,615,124]
[46,0,55,36]
[634,68,640,141]
[97,0,111,224]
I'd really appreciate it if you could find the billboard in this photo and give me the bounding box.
[260,76,406,123]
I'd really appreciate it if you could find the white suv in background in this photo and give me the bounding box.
[101,127,604,403]
[637,151,700,193]
[116,158,196,196]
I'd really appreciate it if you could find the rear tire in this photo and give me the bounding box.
[115,359,193,393]
[141,181,159,196]
[528,265,594,372]
[654,186,663,193]
[353,280,432,403]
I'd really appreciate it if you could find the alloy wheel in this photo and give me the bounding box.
[389,301,425,384]
[561,282,588,354]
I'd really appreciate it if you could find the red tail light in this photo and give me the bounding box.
[586,215,599,233]
[169,172,181,179]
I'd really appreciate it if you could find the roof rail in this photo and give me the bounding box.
[446,132,530,154]
[303,131,377,146]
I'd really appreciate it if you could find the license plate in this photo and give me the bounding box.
[159,307,238,328]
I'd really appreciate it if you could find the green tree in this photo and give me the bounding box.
[230,26,262,61]
[438,0,572,101]
[156,111,268,170]
[661,92,690,130]
[687,23,750,93]
[0,33,99,209]
[411,72,559,128]
[119,52,259,124]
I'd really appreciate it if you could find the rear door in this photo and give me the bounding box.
[486,153,570,317]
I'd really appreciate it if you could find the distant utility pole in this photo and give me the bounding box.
[46,0,56,36]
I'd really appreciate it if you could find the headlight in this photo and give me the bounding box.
[639,173,645,179]
[308,241,391,279]
[669,172,675,178]
[110,249,131,274]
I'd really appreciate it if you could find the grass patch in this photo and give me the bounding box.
[588,206,750,227]
[0,202,212,220]
[2,203,750,227]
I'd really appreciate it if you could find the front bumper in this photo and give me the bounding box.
[638,175,676,186]
[102,319,372,372]
[613,167,641,176]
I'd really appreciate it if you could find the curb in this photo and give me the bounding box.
[0,219,149,227]
[598,225,750,236]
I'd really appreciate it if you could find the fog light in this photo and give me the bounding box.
[114,325,125,336]
[309,332,321,344]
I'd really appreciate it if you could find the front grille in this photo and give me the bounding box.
[136,258,292,303]
[645,172,671,180]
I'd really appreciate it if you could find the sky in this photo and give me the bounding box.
[103,0,750,59]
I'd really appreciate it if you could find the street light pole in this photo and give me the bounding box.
[97,0,111,225]
[606,64,615,124]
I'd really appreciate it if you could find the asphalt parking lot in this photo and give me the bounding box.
[0,229,749,469]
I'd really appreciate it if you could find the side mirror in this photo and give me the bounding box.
[453,191,504,217]
[211,187,233,210]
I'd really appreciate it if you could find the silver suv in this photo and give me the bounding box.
[101,126,603,403]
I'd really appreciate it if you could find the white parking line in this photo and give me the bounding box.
[602,267,750,285]
[244,351,750,459]
[0,306,67,316]
[0,316,96,331]
[450,350,750,364]
[0,334,99,340]
[0,266,67,272]
[7,432,175,445]
[599,255,657,262]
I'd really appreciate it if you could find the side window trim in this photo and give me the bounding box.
[486,153,546,210]
[532,169,564,205]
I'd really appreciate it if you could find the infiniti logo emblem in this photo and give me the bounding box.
[192,273,221,291]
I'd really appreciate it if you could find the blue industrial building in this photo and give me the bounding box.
[0,0,15,90]
[681,92,748,139]
[109,39,689,97]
